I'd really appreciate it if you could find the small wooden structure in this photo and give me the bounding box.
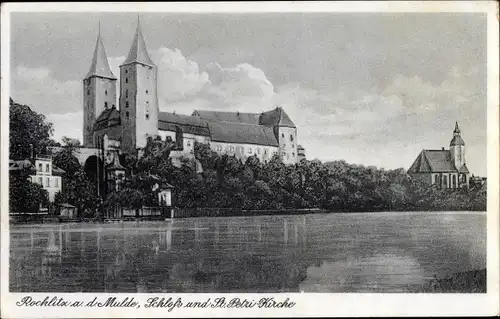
[58,203,77,219]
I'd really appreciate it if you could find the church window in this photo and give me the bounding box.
[126,101,129,108]
[105,90,108,96]
[443,175,448,188]
[104,102,108,109]
[126,111,129,119]
[125,77,128,83]
[290,134,294,142]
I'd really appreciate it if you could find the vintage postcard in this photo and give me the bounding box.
[1,1,499,318]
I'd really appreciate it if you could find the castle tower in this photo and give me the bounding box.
[83,25,117,147]
[450,121,466,170]
[119,17,159,153]
[275,107,298,165]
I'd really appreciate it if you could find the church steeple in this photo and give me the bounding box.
[85,25,116,80]
[450,121,465,146]
[122,15,155,67]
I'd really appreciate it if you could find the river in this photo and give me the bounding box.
[9,211,486,293]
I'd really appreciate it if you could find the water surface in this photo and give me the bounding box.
[9,212,486,292]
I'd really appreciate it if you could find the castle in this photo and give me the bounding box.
[83,19,304,166]
[408,122,470,188]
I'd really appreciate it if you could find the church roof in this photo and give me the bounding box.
[207,121,279,147]
[122,18,155,67]
[192,110,261,125]
[158,112,210,136]
[408,150,460,173]
[450,135,465,146]
[85,32,116,80]
[94,107,121,130]
[459,164,470,173]
[259,107,296,128]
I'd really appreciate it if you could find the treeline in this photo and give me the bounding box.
[115,139,486,212]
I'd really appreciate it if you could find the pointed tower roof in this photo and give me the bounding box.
[122,16,155,67]
[450,122,465,146]
[85,26,116,80]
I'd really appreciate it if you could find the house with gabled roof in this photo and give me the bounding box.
[408,122,470,189]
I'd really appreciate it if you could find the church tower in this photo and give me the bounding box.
[450,122,466,170]
[119,17,159,154]
[83,26,117,147]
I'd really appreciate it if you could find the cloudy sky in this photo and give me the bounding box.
[10,12,487,175]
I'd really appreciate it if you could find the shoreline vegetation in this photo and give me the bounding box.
[420,269,486,293]
[9,99,487,221]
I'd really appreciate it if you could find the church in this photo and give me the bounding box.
[408,123,470,189]
[83,18,304,167]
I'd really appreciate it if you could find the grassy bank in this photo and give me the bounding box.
[420,269,486,293]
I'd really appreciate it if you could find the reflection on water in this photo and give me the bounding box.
[10,212,486,293]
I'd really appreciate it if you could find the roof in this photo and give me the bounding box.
[84,33,116,80]
[459,164,470,173]
[107,154,125,171]
[207,121,279,146]
[259,107,296,128]
[408,150,461,173]
[192,110,260,125]
[450,135,465,146]
[158,112,210,136]
[121,18,155,67]
[94,107,121,130]
[58,203,76,208]
[9,159,35,172]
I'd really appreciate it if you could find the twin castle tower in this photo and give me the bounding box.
[83,18,158,152]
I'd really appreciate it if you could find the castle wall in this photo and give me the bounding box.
[277,126,298,165]
[83,77,117,147]
[210,141,279,164]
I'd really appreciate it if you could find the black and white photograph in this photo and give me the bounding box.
[1,2,499,318]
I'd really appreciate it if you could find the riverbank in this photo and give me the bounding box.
[420,269,486,293]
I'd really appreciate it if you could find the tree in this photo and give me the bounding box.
[9,98,54,159]
[9,168,49,214]
[54,168,98,218]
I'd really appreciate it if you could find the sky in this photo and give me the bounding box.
[10,12,487,175]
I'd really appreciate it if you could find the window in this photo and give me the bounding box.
[126,89,128,98]
[290,134,294,142]
[126,111,129,119]
[104,102,108,109]
[216,145,222,152]
[264,149,267,155]
[112,104,115,108]
[443,175,448,188]
[55,178,58,187]
[125,70,128,74]
[145,111,150,120]
[45,164,49,172]
[87,89,90,95]
[248,147,252,154]
[187,140,191,147]
[46,178,50,187]
[38,177,42,184]
[125,77,128,83]
[146,89,149,94]
[257,148,261,155]
[282,152,286,157]
[292,152,295,157]
[105,90,108,96]
[125,101,129,108]
[230,146,235,152]
[282,133,285,138]
[38,163,42,171]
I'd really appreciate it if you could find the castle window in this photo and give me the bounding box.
[292,152,295,157]
[145,110,150,120]
[104,102,108,109]
[290,134,294,142]
[126,111,129,119]
[264,149,267,155]
[187,140,191,147]
[146,89,149,94]
[125,70,128,74]
[282,133,285,138]
[87,89,90,95]
[105,90,108,96]
[126,89,128,98]
[126,101,129,108]
[125,77,128,83]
